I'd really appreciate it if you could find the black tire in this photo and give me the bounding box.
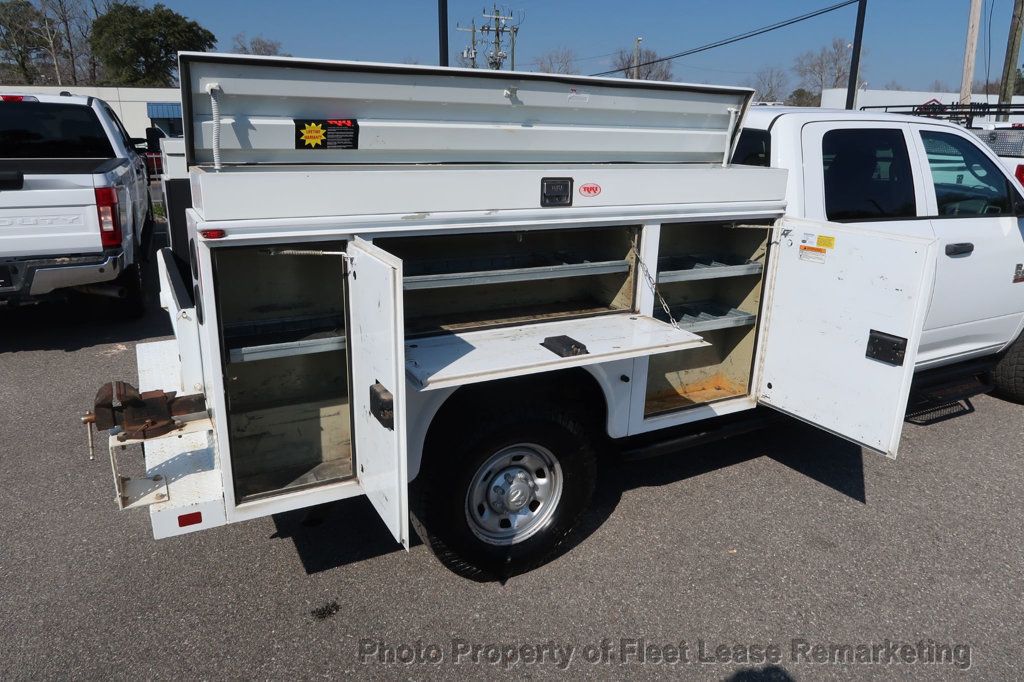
[139,207,155,262]
[992,333,1024,403]
[110,263,145,319]
[411,403,599,582]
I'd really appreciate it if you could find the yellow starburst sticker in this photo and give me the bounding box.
[298,122,326,148]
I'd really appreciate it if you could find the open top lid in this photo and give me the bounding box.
[179,52,753,167]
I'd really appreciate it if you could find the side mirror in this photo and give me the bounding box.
[130,137,148,152]
[145,126,165,153]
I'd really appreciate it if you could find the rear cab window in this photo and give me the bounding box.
[822,128,917,221]
[0,101,114,159]
[732,128,771,166]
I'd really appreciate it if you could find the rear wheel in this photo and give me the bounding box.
[411,403,598,581]
[992,333,1024,403]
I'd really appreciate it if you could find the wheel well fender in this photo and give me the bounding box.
[406,364,628,481]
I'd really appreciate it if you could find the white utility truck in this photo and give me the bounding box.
[0,93,152,313]
[82,54,1019,581]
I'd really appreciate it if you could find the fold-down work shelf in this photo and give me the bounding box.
[405,313,707,391]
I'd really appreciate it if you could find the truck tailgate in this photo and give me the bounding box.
[0,174,101,258]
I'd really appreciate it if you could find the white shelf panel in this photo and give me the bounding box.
[657,301,757,334]
[405,312,707,391]
[404,259,629,290]
[657,258,763,283]
[228,336,345,363]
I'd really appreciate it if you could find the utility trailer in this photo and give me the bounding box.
[84,53,938,580]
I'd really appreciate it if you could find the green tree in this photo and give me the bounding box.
[90,2,214,86]
[785,87,819,107]
[0,0,45,84]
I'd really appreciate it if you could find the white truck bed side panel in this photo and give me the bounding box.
[189,164,788,222]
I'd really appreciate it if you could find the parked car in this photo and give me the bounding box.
[0,93,153,314]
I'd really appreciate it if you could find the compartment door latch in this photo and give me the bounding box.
[370,381,395,430]
[865,329,908,366]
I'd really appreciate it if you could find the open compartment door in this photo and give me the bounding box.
[347,238,409,548]
[757,218,937,458]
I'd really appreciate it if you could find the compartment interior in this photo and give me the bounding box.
[214,242,354,502]
[376,225,638,335]
[645,223,770,416]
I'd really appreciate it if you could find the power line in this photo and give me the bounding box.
[589,0,859,77]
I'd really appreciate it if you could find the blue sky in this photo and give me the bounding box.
[154,0,1015,91]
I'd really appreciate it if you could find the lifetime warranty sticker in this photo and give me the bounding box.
[295,119,359,150]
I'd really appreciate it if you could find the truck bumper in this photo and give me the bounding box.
[0,251,124,301]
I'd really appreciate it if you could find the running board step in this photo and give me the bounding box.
[909,375,992,409]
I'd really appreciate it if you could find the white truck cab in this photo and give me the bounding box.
[738,107,1024,376]
[83,55,1016,581]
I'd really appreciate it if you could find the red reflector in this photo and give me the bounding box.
[178,511,203,527]
[1015,165,1024,186]
[200,229,226,239]
[94,187,121,248]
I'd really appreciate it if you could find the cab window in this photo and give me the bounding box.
[921,130,1014,216]
[731,128,771,167]
[822,128,917,221]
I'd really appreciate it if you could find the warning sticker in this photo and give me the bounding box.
[295,119,359,150]
[1014,263,1024,283]
[816,234,836,249]
[799,244,827,264]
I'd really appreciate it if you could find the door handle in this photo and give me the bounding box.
[945,242,974,257]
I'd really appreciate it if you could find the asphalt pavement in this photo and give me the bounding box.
[1,271,1022,680]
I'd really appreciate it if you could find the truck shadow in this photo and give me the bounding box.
[274,417,864,576]
[0,232,172,353]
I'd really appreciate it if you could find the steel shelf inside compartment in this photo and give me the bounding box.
[403,251,630,290]
[224,314,345,363]
[655,301,757,333]
[656,254,763,283]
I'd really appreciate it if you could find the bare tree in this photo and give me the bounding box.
[31,1,66,84]
[612,47,672,81]
[971,78,998,94]
[926,79,952,92]
[748,66,788,102]
[533,46,577,74]
[45,0,95,85]
[793,37,855,96]
[232,32,289,56]
[882,80,906,91]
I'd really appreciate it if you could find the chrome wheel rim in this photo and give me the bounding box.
[465,443,563,546]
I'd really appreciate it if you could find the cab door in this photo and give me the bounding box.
[757,217,937,457]
[347,237,409,548]
[909,124,1024,364]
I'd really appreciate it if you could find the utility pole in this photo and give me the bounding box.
[960,0,982,103]
[998,0,1024,119]
[457,19,478,68]
[844,0,867,109]
[480,4,513,70]
[509,24,519,70]
[438,0,449,67]
[632,36,643,79]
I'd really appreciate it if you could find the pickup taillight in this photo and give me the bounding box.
[95,187,122,248]
[1015,164,1024,186]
